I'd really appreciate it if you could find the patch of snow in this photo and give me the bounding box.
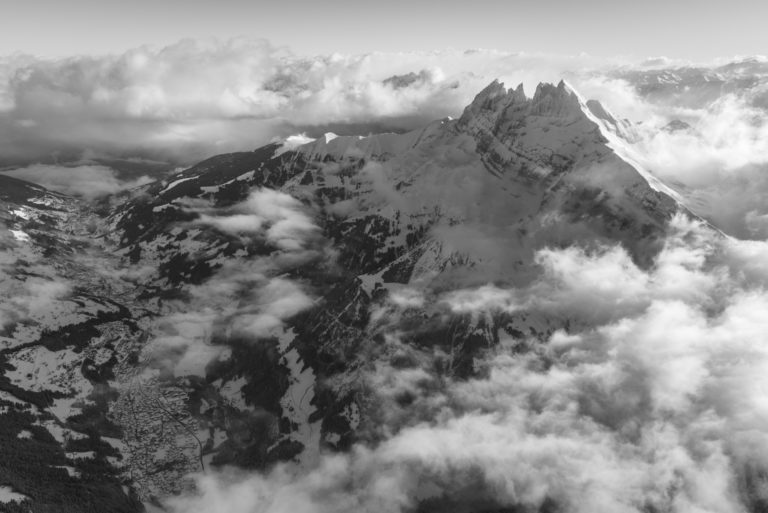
[152,204,175,213]
[236,170,256,182]
[160,176,197,195]
[212,427,227,448]
[0,391,35,409]
[358,271,384,297]
[342,402,360,430]
[107,456,124,468]
[0,486,28,504]
[10,208,30,220]
[27,196,57,207]
[66,451,96,460]
[6,346,91,394]
[276,328,321,467]
[52,465,80,478]
[9,229,30,242]
[102,436,128,454]
[49,397,79,422]
[219,377,248,410]
[36,420,66,443]
[201,170,257,194]
[324,432,341,445]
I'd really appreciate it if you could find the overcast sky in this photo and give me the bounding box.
[0,0,765,60]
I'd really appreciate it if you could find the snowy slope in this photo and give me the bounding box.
[0,79,698,510]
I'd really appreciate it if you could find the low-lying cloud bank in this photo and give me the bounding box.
[1,164,153,198]
[0,39,757,164]
[0,39,501,166]
[168,215,768,513]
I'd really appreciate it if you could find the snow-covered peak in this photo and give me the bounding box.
[270,79,687,291]
[458,80,527,123]
[459,79,584,126]
[529,80,584,118]
[451,79,682,202]
[456,79,608,175]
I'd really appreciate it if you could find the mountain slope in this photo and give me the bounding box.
[0,176,145,512]
[0,80,697,510]
[93,80,695,501]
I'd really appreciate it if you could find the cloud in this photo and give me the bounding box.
[0,247,72,333]
[230,278,314,338]
[197,188,319,250]
[274,133,315,156]
[167,213,768,512]
[0,38,658,171]
[149,310,222,376]
[3,38,768,242]
[530,245,650,321]
[441,284,519,313]
[0,276,71,330]
[141,268,316,377]
[7,38,768,512]
[140,188,324,377]
[388,288,425,309]
[351,161,406,211]
[197,213,264,234]
[1,164,152,198]
[570,72,768,240]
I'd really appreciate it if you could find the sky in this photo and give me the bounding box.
[0,0,766,60]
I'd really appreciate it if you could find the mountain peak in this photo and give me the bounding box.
[529,79,584,117]
[456,79,607,173]
[459,80,528,123]
[460,79,585,125]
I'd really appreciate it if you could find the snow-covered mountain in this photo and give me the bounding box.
[0,80,698,511]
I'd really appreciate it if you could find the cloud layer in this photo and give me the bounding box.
[2,40,768,240]
[167,215,768,513]
[141,188,324,378]
[1,164,152,198]
[4,39,768,512]
[0,39,668,167]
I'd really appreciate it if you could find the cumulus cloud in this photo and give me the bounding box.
[142,269,316,378]
[149,310,221,376]
[0,38,661,172]
[197,188,319,250]
[274,133,315,156]
[6,37,768,512]
[1,164,152,198]
[566,70,768,240]
[0,238,72,334]
[142,254,317,375]
[621,88,768,236]
[388,288,425,309]
[3,38,768,237]
[166,213,768,512]
[442,284,519,313]
[230,278,314,338]
[13,277,71,316]
[141,188,323,377]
